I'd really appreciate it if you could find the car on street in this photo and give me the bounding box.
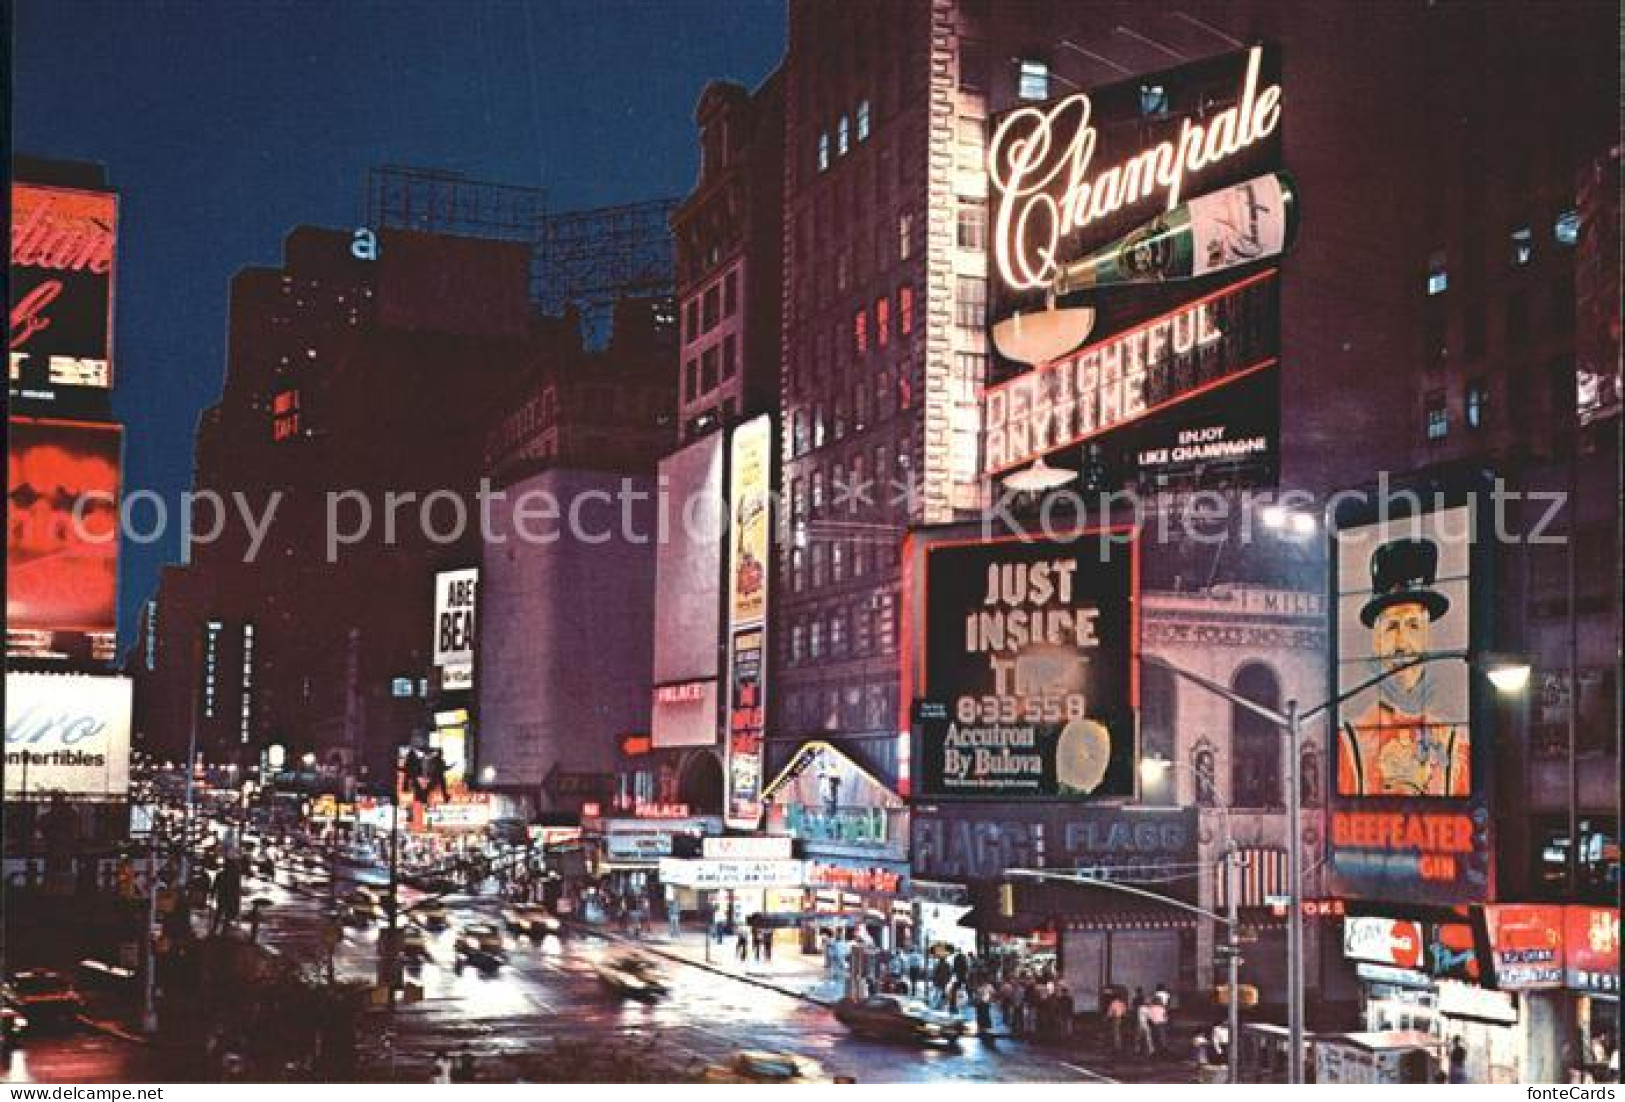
[343,887,381,925]
[7,970,85,1025]
[400,925,431,965]
[831,994,972,1045]
[2,984,32,1041]
[453,922,506,972]
[412,902,449,930]
[502,904,562,938]
[594,953,669,1002]
[701,1050,833,1084]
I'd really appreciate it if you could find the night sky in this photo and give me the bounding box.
[12,0,785,647]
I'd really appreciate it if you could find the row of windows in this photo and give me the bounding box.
[683,333,738,403]
[786,532,903,594]
[785,594,898,666]
[957,39,1050,102]
[1424,210,1580,296]
[817,99,873,172]
[1424,277,1574,364]
[1424,378,1492,442]
[779,681,894,739]
[789,365,913,459]
[682,270,740,343]
[852,286,914,357]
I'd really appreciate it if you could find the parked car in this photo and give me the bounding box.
[594,954,669,1002]
[701,1050,833,1084]
[831,994,972,1045]
[454,923,505,972]
[502,904,561,938]
[7,970,85,1024]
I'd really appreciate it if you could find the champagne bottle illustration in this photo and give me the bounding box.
[1053,172,1297,295]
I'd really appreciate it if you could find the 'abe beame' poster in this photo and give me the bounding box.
[918,532,1137,801]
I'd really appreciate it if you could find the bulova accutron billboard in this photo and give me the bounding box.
[916,530,1139,801]
[984,46,1290,490]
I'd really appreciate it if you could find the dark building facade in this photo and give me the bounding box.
[134,226,538,785]
[672,73,786,443]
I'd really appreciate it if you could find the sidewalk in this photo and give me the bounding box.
[569,919,845,1006]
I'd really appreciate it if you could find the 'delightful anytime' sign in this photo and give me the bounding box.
[917,531,1137,800]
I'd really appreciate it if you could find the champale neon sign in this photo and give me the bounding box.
[989,46,1282,291]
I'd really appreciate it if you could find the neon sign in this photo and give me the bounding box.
[989,45,1282,292]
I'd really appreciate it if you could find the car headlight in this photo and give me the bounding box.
[921,1023,941,1036]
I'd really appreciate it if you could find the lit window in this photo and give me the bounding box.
[1511,227,1533,266]
[1139,83,1169,118]
[818,132,830,172]
[857,100,871,142]
[1554,209,1581,246]
[272,389,301,441]
[954,275,987,328]
[1018,59,1049,101]
[956,200,987,251]
[854,308,868,355]
[838,116,851,157]
[1466,378,1488,429]
[899,286,914,333]
[1425,390,1449,441]
[876,297,890,347]
[958,39,987,93]
[1426,251,1448,295]
[898,212,913,260]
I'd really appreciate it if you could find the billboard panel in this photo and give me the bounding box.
[652,432,723,686]
[723,416,772,829]
[1329,499,1491,905]
[6,417,122,640]
[4,672,133,801]
[9,184,118,409]
[917,529,1138,801]
[983,46,1285,491]
[432,567,478,691]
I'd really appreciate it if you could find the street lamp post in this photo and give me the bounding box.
[1142,754,1241,1084]
[1145,648,1529,1084]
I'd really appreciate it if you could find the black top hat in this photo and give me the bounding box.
[1360,537,1451,627]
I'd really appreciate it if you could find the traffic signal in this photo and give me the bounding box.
[999,883,1015,918]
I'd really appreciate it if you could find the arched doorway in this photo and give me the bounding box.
[677,751,724,815]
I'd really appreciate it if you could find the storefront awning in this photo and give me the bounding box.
[959,906,1054,936]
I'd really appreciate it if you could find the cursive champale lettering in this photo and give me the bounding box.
[990,45,1282,291]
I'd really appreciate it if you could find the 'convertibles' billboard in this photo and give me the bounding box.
[5,672,132,801]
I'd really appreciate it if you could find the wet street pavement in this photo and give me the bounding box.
[6,860,1197,1084]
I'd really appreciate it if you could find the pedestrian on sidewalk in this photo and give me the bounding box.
[1105,990,1128,1054]
[451,1046,476,1083]
[975,979,995,1035]
[431,1051,453,1084]
[1132,989,1153,1057]
[736,925,750,962]
[932,955,951,1006]
[762,927,774,962]
[1147,992,1169,1056]
[907,948,924,998]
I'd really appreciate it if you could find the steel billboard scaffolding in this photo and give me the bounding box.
[365,166,677,347]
